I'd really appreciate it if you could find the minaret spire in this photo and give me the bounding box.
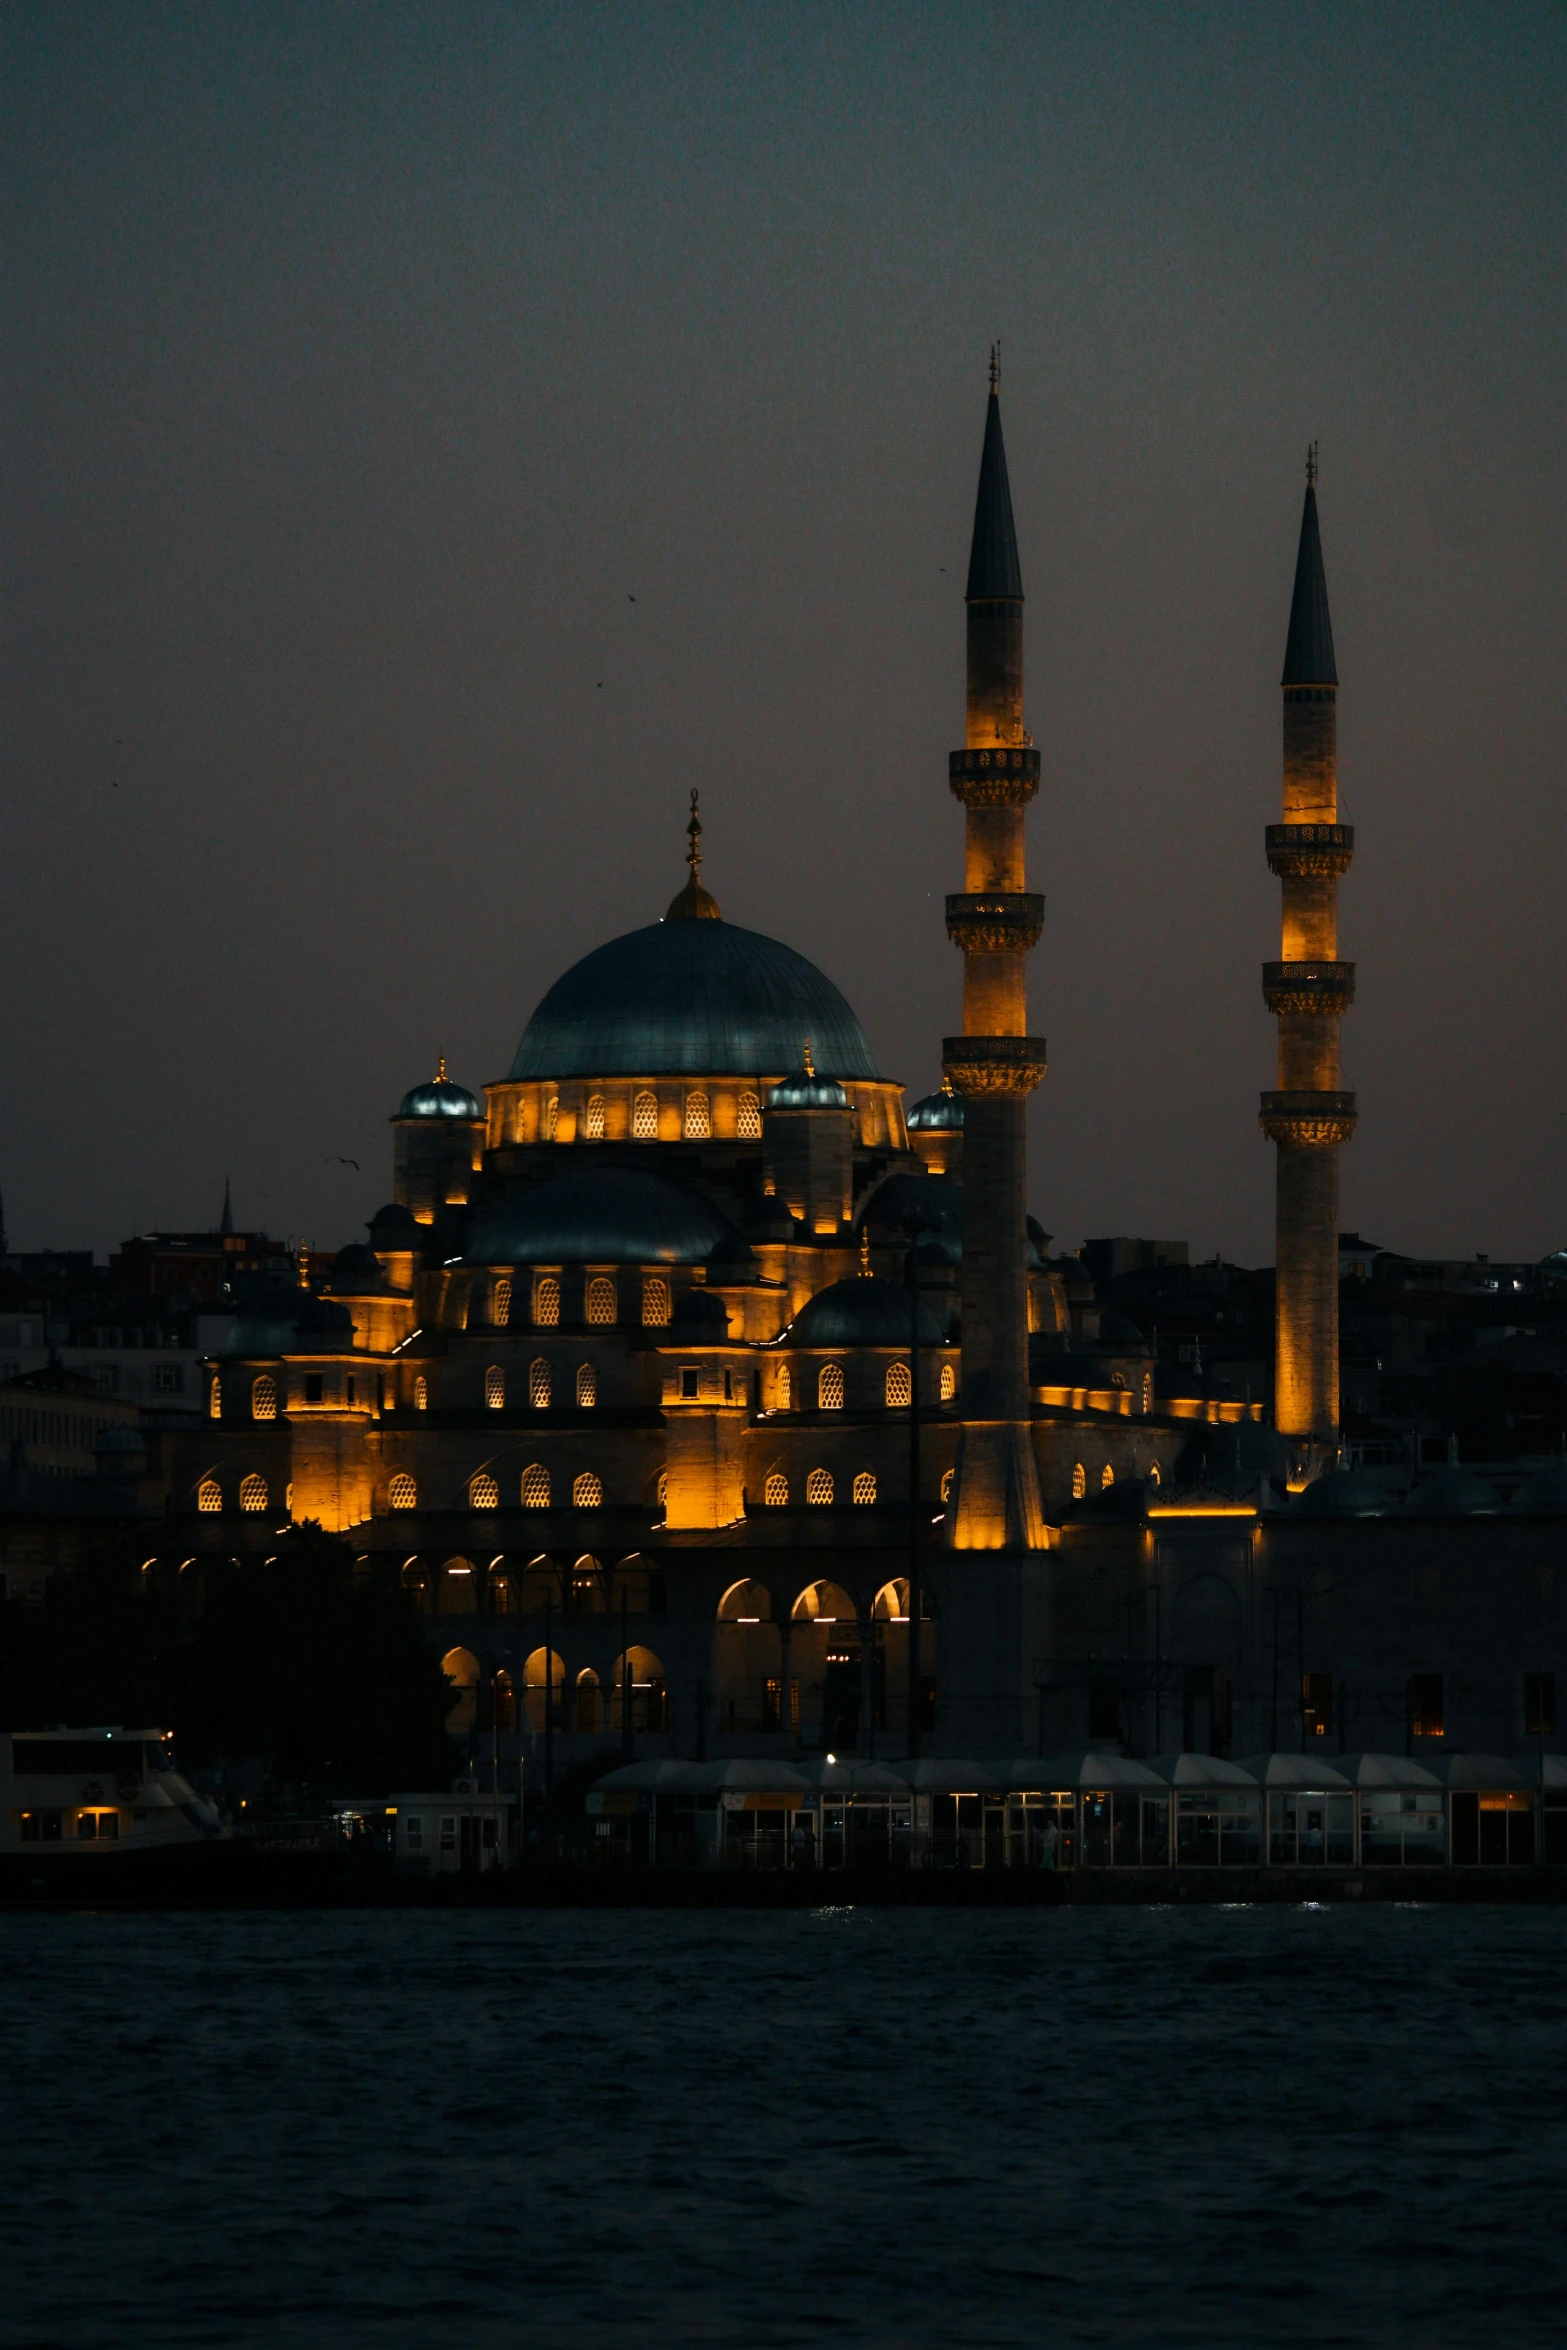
[1261,458,1357,1480]
[665,788,721,920]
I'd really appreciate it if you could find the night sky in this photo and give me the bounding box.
[5,3,1564,1264]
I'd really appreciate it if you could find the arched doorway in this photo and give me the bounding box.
[609,1646,668,1734]
[441,1645,481,1735]
[523,1645,567,1733]
[792,1581,862,1751]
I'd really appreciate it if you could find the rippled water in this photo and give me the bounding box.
[2,1904,1565,2347]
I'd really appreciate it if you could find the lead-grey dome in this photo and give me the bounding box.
[780,1274,950,1349]
[1509,1463,1567,1514]
[508,919,879,1082]
[907,1086,964,1132]
[464,1168,738,1267]
[1397,1466,1501,1515]
[1298,1467,1387,1516]
[397,1072,482,1120]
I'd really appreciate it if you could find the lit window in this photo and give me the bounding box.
[470,1473,499,1510]
[239,1473,268,1513]
[529,1358,551,1409]
[632,1091,658,1140]
[521,1464,551,1508]
[806,1468,834,1505]
[586,1277,617,1326]
[251,1375,276,1421]
[737,1090,761,1141]
[485,1366,505,1410]
[209,1376,222,1420]
[414,1375,429,1411]
[1072,1462,1086,1500]
[493,1278,512,1328]
[764,1471,789,1506]
[198,1478,222,1514]
[1148,1461,1161,1487]
[534,1276,560,1326]
[641,1277,671,1327]
[576,1363,596,1407]
[940,1468,954,1501]
[853,1472,877,1505]
[1409,1673,1444,1738]
[389,1473,418,1510]
[656,1471,668,1506]
[544,1095,558,1140]
[885,1362,911,1408]
[684,1091,710,1139]
[585,1095,606,1141]
[939,1362,957,1402]
[574,1472,603,1509]
[1101,1462,1115,1489]
[818,1363,844,1410]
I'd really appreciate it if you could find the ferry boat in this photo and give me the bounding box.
[1,1727,225,1861]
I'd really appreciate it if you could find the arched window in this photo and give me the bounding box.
[573,1471,603,1509]
[529,1358,552,1409]
[493,1278,512,1328]
[764,1471,789,1506]
[641,1277,671,1327]
[543,1095,559,1140]
[684,1091,710,1139]
[806,1467,834,1505]
[610,1645,668,1732]
[1149,1460,1161,1488]
[521,1558,558,1613]
[442,1644,480,1730]
[523,1645,566,1732]
[414,1376,429,1411]
[488,1569,516,1615]
[1072,1462,1086,1500]
[239,1473,268,1513]
[1101,1462,1115,1489]
[584,1095,606,1141]
[939,1362,957,1401]
[632,1090,658,1140]
[852,1472,877,1505]
[198,1478,222,1514]
[576,1363,596,1407]
[484,1365,505,1410]
[470,1473,499,1510]
[521,1464,551,1508]
[251,1375,277,1422]
[737,1090,762,1140]
[572,1555,605,1610]
[818,1363,845,1410]
[718,1578,773,1621]
[586,1276,617,1326]
[776,1364,791,1410]
[438,1560,474,1615]
[208,1376,222,1420]
[575,1669,600,1732]
[387,1473,418,1512]
[940,1468,954,1502]
[885,1362,911,1408]
[656,1471,668,1506]
[534,1276,560,1327]
[493,1667,516,1728]
[792,1578,853,1620]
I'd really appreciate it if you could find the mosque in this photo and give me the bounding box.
[163,372,1565,1770]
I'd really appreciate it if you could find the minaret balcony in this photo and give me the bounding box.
[1262,961,1355,1015]
[949,746,1040,806]
[1259,1088,1358,1146]
[945,893,1045,954]
[942,1034,1047,1095]
[1266,823,1354,879]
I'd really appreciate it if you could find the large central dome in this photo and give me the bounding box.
[508,918,879,1082]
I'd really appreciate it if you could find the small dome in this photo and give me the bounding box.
[328,1243,387,1295]
[1509,1463,1567,1514]
[706,1232,761,1284]
[369,1202,421,1245]
[1097,1306,1146,1347]
[396,1059,482,1121]
[907,1085,964,1133]
[862,1172,964,1264]
[1298,1467,1387,1517]
[781,1274,949,1349]
[219,1285,354,1359]
[464,1167,738,1267]
[767,1067,850,1112]
[1397,1466,1501,1515]
[670,1288,731,1337]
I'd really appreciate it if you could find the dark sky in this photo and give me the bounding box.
[4,2,1564,1265]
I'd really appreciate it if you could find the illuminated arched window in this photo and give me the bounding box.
[776,1364,791,1410]
[684,1090,710,1139]
[885,1362,911,1408]
[534,1277,560,1327]
[389,1472,418,1510]
[586,1277,617,1326]
[764,1471,789,1506]
[585,1095,606,1141]
[484,1366,505,1410]
[656,1471,668,1506]
[576,1363,596,1407]
[1101,1462,1115,1490]
[493,1278,512,1327]
[239,1473,268,1513]
[852,1472,877,1505]
[251,1374,276,1421]
[470,1473,499,1510]
[521,1464,551,1508]
[414,1375,429,1411]
[1072,1462,1086,1500]
[818,1362,844,1410]
[806,1468,834,1505]
[939,1362,957,1401]
[575,1668,600,1732]
[632,1090,658,1140]
[208,1376,222,1420]
[528,1358,551,1408]
[198,1478,222,1514]
[573,1471,603,1509]
[543,1095,559,1140]
[641,1277,671,1327]
[737,1090,762,1141]
[940,1467,954,1502]
[1149,1460,1161,1488]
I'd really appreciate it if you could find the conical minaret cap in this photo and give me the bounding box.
[964,369,1024,601]
[1281,477,1338,687]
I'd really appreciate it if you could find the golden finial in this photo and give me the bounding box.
[298,1241,310,1291]
[1306,440,1318,488]
[665,789,721,920]
[437,1052,446,1083]
[859,1226,871,1277]
[802,1036,815,1078]
[940,1072,954,1096]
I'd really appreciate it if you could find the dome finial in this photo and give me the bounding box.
[859,1224,871,1277]
[664,789,722,920]
[298,1240,310,1291]
[437,1051,446,1083]
[802,1034,815,1077]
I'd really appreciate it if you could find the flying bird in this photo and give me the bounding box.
[325,1156,360,1171]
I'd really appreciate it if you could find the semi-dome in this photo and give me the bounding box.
[508,919,879,1082]
[1298,1467,1387,1516]
[670,1288,731,1337]
[396,1058,483,1121]
[1509,1462,1567,1514]
[218,1286,355,1359]
[1397,1466,1501,1515]
[767,1067,850,1112]
[369,1202,421,1245]
[861,1172,964,1262]
[779,1274,950,1349]
[464,1167,738,1267]
[328,1243,387,1295]
[907,1084,964,1132]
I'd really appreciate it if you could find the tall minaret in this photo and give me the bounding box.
[1261,449,1356,1475]
[943,354,1047,1551]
